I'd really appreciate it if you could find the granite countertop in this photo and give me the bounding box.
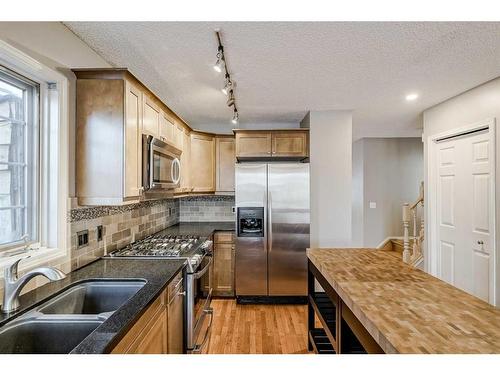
[156,221,235,237]
[307,248,500,354]
[0,258,186,354]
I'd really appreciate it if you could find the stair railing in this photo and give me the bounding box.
[402,182,424,266]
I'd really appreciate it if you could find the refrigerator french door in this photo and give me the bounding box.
[235,163,310,298]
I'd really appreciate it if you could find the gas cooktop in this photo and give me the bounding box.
[107,233,212,272]
[110,234,202,257]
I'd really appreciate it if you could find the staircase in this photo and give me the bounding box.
[402,182,424,269]
[376,182,424,269]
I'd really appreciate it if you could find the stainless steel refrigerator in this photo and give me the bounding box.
[235,163,310,301]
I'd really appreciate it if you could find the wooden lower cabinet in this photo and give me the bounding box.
[132,309,168,354]
[111,271,184,354]
[213,232,235,297]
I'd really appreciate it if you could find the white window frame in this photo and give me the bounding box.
[0,40,69,272]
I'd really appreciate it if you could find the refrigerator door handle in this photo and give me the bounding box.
[268,191,272,253]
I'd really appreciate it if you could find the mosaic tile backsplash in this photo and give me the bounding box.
[179,195,235,222]
[69,198,179,269]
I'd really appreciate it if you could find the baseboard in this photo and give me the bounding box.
[236,295,307,304]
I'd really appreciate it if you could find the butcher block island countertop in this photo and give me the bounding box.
[307,248,500,354]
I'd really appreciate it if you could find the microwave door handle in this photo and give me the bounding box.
[172,158,181,185]
[149,145,155,189]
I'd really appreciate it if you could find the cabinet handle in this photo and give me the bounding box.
[478,240,484,245]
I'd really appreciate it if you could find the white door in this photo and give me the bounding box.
[435,128,495,304]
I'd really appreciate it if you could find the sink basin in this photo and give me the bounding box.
[0,279,146,353]
[0,318,102,354]
[38,280,146,315]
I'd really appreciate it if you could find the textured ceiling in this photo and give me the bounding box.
[64,22,500,137]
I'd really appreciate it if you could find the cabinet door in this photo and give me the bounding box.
[130,310,168,354]
[271,131,308,157]
[142,95,160,137]
[124,81,142,198]
[190,133,215,192]
[167,288,184,353]
[216,137,235,192]
[159,111,174,143]
[175,124,184,151]
[235,132,272,158]
[214,243,235,296]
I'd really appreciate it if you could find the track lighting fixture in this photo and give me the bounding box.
[213,30,240,124]
[213,49,224,73]
[222,75,233,95]
[231,108,239,124]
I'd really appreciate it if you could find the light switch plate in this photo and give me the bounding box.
[369,202,377,209]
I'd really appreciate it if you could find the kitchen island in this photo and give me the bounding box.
[307,248,500,354]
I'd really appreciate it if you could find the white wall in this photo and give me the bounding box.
[351,139,364,246]
[352,138,423,247]
[0,22,111,197]
[423,76,500,276]
[307,111,353,248]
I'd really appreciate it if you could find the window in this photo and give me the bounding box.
[0,67,39,249]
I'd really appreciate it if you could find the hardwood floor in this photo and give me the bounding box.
[206,299,310,354]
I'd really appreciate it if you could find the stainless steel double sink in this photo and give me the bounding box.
[0,279,146,354]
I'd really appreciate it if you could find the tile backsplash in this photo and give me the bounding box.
[179,195,235,222]
[69,199,179,269]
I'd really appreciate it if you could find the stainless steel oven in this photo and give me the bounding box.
[142,135,181,192]
[186,249,213,353]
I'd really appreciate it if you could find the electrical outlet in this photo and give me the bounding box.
[369,202,377,209]
[97,225,103,241]
[232,206,236,213]
[77,230,89,248]
[168,207,172,216]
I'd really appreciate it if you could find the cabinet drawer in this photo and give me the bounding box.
[214,231,234,244]
[168,272,183,303]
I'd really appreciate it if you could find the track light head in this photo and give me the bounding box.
[221,76,233,95]
[226,90,235,107]
[231,109,239,124]
[213,50,224,73]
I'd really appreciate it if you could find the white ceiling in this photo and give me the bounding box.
[64,22,500,137]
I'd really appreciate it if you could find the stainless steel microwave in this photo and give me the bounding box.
[142,135,181,192]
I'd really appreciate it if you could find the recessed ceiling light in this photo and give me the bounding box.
[405,93,419,101]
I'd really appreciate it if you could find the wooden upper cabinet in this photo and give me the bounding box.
[142,95,160,137]
[190,132,215,193]
[124,81,142,199]
[235,130,309,159]
[159,111,175,143]
[75,77,143,206]
[235,131,272,158]
[272,130,308,157]
[216,136,235,193]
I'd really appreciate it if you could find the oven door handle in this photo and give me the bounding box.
[191,307,214,353]
[193,255,213,280]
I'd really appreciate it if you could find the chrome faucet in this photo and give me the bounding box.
[1,257,66,313]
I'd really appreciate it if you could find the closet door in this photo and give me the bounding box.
[436,128,494,303]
